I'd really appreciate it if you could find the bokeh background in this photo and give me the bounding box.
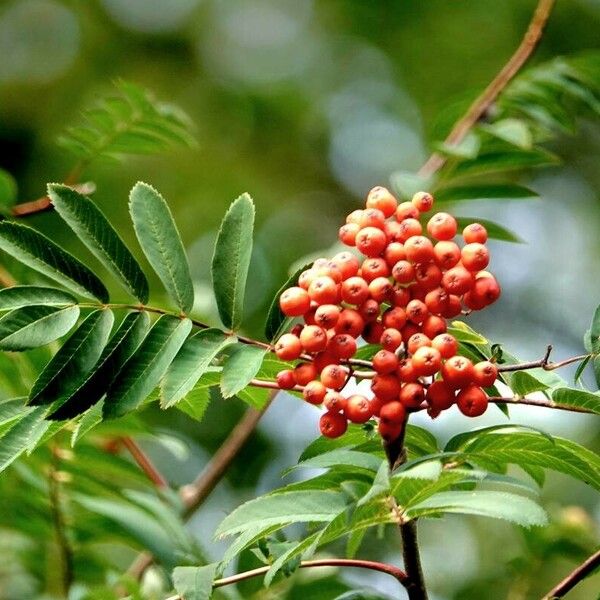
[1,0,600,598]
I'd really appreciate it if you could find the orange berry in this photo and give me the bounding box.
[463,223,488,244]
[294,362,318,385]
[456,385,488,417]
[473,361,498,387]
[366,186,397,218]
[280,287,311,316]
[324,391,347,413]
[320,411,348,438]
[371,374,401,401]
[432,333,458,359]
[275,334,302,360]
[442,356,475,389]
[412,191,434,213]
[373,349,400,374]
[399,382,426,409]
[300,325,328,353]
[411,346,442,377]
[303,380,327,405]
[276,369,296,390]
[355,227,387,257]
[461,243,490,272]
[426,380,455,411]
[345,395,373,423]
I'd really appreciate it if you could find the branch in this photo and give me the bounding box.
[541,548,600,599]
[488,396,598,415]
[497,346,593,373]
[164,558,408,599]
[124,395,276,582]
[11,180,94,217]
[418,0,556,178]
[121,436,169,489]
[49,447,74,597]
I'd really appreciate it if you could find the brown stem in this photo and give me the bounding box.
[121,436,169,489]
[489,396,597,415]
[164,558,408,599]
[418,0,556,178]
[540,549,600,599]
[384,417,429,600]
[125,394,276,581]
[497,346,593,373]
[11,180,94,217]
[48,448,74,597]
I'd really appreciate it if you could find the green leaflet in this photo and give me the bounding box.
[462,431,600,490]
[264,262,312,342]
[215,490,348,538]
[0,305,80,351]
[129,182,194,313]
[29,309,114,407]
[451,149,559,178]
[291,450,384,474]
[0,406,46,473]
[161,328,234,408]
[211,193,255,330]
[404,490,547,528]
[0,286,77,311]
[49,311,150,420]
[58,80,195,164]
[104,315,192,418]
[220,344,267,399]
[0,222,109,301]
[551,387,600,415]
[172,564,219,600]
[49,184,149,303]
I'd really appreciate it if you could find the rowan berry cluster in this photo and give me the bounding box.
[275,187,501,441]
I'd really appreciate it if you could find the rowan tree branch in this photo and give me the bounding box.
[489,396,597,415]
[121,436,169,489]
[418,0,556,178]
[164,558,408,599]
[540,548,600,599]
[497,346,593,373]
[124,395,276,582]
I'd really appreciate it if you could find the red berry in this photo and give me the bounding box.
[371,374,401,401]
[384,242,407,267]
[382,306,407,330]
[359,299,381,322]
[392,260,415,284]
[432,334,458,359]
[341,276,370,305]
[379,400,406,425]
[366,186,397,218]
[406,299,429,324]
[456,385,488,417]
[434,241,461,270]
[276,369,296,390]
[424,287,449,315]
[427,212,457,240]
[314,304,341,329]
[329,333,357,360]
[399,382,426,409]
[378,419,404,442]
[461,243,490,272]
[308,276,339,305]
[368,277,393,302]
[404,236,435,264]
[355,227,387,257]
[426,380,455,411]
[294,362,318,385]
[346,210,364,224]
[339,223,360,246]
[280,287,311,316]
[300,325,328,353]
[380,328,403,352]
[415,263,443,291]
[275,334,302,360]
[442,356,475,389]
[345,395,373,423]
[321,364,349,391]
[395,201,420,222]
[324,391,347,413]
[361,258,389,282]
[463,223,488,244]
[397,358,419,383]
[422,315,447,339]
[373,350,399,374]
[335,309,365,338]
[359,208,386,230]
[303,380,327,405]
[411,346,442,377]
[412,191,434,213]
[442,266,474,296]
[473,361,498,387]
[331,252,360,279]
[398,218,423,242]
[407,333,431,355]
[320,411,348,438]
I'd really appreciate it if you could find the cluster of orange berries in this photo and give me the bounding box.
[275,187,501,441]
